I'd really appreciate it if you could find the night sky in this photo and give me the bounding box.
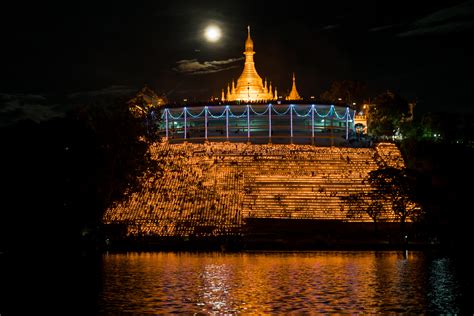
[1,1,474,125]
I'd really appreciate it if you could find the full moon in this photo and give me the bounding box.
[204,25,221,42]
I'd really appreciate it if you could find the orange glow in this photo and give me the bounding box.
[223,27,276,102]
[100,252,423,314]
[103,142,406,237]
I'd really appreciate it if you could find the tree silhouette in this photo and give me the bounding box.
[66,94,163,224]
[340,192,385,231]
[369,91,409,136]
[367,167,422,232]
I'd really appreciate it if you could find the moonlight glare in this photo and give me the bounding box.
[204,25,222,42]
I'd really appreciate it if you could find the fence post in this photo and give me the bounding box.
[346,107,349,140]
[311,105,314,145]
[184,107,187,139]
[247,104,250,140]
[268,104,272,142]
[226,106,229,140]
[290,104,293,142]
[165,108,169,140]
[205,106,208,140]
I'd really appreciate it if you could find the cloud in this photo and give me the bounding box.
[173,57,243,75]
[369,23,402,32]
[0,93,47,102]
[397,0,474,37]
[0,86,139,126]
[0,93,63,126]
[321,24,340,31]
[398,21,474,37]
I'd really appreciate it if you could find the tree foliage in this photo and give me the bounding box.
[367,167,421,230]
[66,95,162,219]
[127,87,166,141]
[340,192,385,230]
[0,92,164,252]
[369,91,409,136]
[128,94,150,119]
[340,167,422,231]
[320,80,367,105]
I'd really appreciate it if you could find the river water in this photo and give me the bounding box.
[96,251,470,314]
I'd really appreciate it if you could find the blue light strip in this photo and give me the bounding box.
[272,105,291,116]
[185,107,206,118]
[167,110,184,120]
[292,106,312,117]
[333,106,348,120]
[249,104,270,116]
[208,108,227,119]
[313,105,332,118]
[228,107,248,118]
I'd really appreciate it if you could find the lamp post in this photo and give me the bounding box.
[290,104,293,142]
[165,108,169,140]
[225,105,229,140]
[184,107,187,140]
[205,106,208,140]
[345,107,349,140]
[311,104,314,145]
[268,103,272,142]
[247,104,250,141]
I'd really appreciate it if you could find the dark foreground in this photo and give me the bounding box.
[1,218,472,314]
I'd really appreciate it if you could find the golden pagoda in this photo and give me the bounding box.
[223,26,276,102]
[286,73,303,101]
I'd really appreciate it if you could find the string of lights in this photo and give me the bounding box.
[161,104,355,141]
[164,104,352,120]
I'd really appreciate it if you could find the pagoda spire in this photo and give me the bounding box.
[286,72,302,101]
[221,27,274,101]
[245,25,253,52]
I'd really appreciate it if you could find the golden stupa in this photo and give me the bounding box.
[222,26,277,102]
[286,73,302,101]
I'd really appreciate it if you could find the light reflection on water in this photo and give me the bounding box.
[98,251,461,314]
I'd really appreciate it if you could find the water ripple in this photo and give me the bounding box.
[98,251,462,314]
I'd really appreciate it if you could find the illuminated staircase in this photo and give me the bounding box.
[103,142,404,237]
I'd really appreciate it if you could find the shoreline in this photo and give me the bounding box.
[99,237,443,253]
